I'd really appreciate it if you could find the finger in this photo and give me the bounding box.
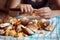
[41,13,49,16]
[21,5,24,13]
[38,9,45,13]
[39,13,50,18]
[38,11,51,17]
[43,15,53,19]
[24,5,27,12]
[44,15,50,18]
[38,7,51,12]
[43,7,51,10]
[39,7,50,10]
[40,14,48,16]
[38,12,46,16]
[38,9,48,13]
[27,5,31,12]
[30,5,33,13]
[40,15,49,19]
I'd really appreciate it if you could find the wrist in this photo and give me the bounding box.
[52,10,60,17]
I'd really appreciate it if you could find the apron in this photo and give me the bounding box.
[5,0,48,9]
[22,0,48,9]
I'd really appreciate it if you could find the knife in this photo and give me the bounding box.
[15,16,40,19]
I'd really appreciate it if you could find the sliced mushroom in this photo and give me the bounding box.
[0,29,5,35]
[8,30,16,37]
[21,17,30,26]
[32,9,38,16]
[15,32,25,38]
[0,23,11,28]
[45,26,54,31]
[15,19,21,25]
[0,16,52,38]
[39,18,50,29]
[8,17,18,25]
[16,25,23,33]
[28,19,38,25]
[21,26,34,35]
[27,24,38,32]
[7,25,13,30]
[5,29,10,36]
[27,19,39,32]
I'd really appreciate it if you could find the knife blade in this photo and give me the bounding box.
[15,16,40,19]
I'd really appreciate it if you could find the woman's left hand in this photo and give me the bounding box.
[38,7,56,18]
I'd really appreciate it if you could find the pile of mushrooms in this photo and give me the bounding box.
[0,17,52,38]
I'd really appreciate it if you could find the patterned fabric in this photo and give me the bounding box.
[0,16,60,40]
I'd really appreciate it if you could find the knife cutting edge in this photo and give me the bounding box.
[15,16,40,19]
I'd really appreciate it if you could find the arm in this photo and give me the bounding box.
[9,0,33,16]
[52,0,60,16]
[10,0,21,8]
[9,0,21,16]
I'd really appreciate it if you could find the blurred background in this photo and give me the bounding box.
[0,0,59,9]
[0,0,59,18]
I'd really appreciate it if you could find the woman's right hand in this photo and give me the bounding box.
[17,4,33,13]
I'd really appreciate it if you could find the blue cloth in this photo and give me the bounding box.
[0,16,60,40]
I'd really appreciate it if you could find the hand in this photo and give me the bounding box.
[38,7,56,18]
[17,4,33,13]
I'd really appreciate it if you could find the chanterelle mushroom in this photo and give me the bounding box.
[8,17,18,25]
[0,23,11,28]
[0,29,5,35]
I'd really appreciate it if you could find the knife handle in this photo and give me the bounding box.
[9,8,37,12]
[9,8,21,11]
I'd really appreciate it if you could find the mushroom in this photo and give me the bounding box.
[21,26,34,35]
[0,16,52,38]
[27,24,38,32]
[45,26,54,31]
[15,19,21,25]
[7,25,13,30]
[5,29,10,36]
[8,17,18,25]
[0,29,5,35]
[32,9,38,16]
[27,19,39,32]
[15,32,25,38]
[28,19,38,25]
[16,25,23,33]
[21,17,30,26]
[39,18,50,29]
[8,30,16,37]
[0,23,11,28]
